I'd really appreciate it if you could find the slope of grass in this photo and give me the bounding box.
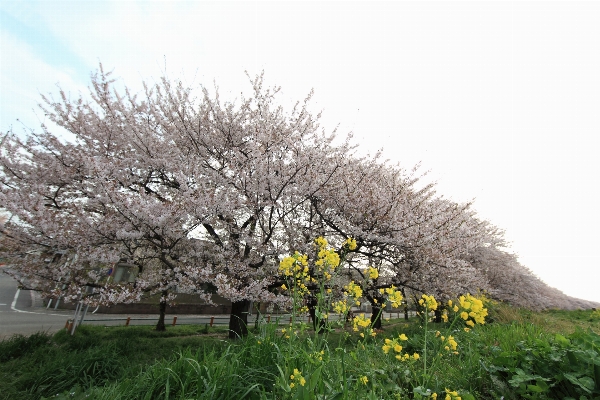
[0,304,598,400]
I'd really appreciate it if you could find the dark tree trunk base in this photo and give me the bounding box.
[156,299,167,331]
[434,308,442,323]
[229,300,250,339]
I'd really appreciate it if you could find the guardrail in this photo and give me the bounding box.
[65,311,413,331]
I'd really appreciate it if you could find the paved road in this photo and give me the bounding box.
[0,271,234,337]
[0,270,73,339]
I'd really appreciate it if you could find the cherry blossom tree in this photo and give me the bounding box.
[0,67,352,337]
[306,156,496,328]
[0,69,222,330]
[465,242,599,311]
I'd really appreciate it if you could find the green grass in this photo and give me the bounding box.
[0,304,598,399]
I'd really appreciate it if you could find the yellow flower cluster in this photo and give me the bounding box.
[458,294,488,326]
[279,252,311,295]
[437,333,458,354]
[332,300,350,314]
[378,286,404,308]
[344,281,363,305]
[367,266,379,280]
[314,236,328,249]
[419,294,438,311]
[359,375,368,385]
[344,237,357,250]
[444,388,462,400]
[313,237,341,283]
[352,313,371,332]
[441,310,449,322]
[382,333,416,361]
[315,248,340,270]
[298,305,309,314]
[310,350,325,361]
[279,251,308,278]
[289,368,306,388]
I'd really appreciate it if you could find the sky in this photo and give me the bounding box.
[1,1,599,302]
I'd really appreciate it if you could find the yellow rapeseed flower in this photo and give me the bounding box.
[344,237,357,250]
[367,266,379,280]
[421,294,438,311]
[315,237,328,249]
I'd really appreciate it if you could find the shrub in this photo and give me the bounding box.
[486,327,600,399]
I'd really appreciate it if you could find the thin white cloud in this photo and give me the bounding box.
[0,30,86,134]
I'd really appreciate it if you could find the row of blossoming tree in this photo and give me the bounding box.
[1,66,506,338]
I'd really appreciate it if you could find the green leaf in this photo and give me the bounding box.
[526,384,545,393]
[307,366,322,392]
[413,386,432,396]
[577,376,595,391]
[564,373,594,394]
[555,334,571,347]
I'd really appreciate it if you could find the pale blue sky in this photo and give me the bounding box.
[1,1,599,302]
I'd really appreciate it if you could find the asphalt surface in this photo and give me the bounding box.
[0,270,74,339]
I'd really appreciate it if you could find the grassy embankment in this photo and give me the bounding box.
[1,303,599,400]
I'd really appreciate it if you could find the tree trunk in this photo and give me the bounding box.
[404,304,409,320]
[254,302,260,329]
[156,296,167,331]
[371,305,383,330]
[434,308,442,323]
[228,299,251,339]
